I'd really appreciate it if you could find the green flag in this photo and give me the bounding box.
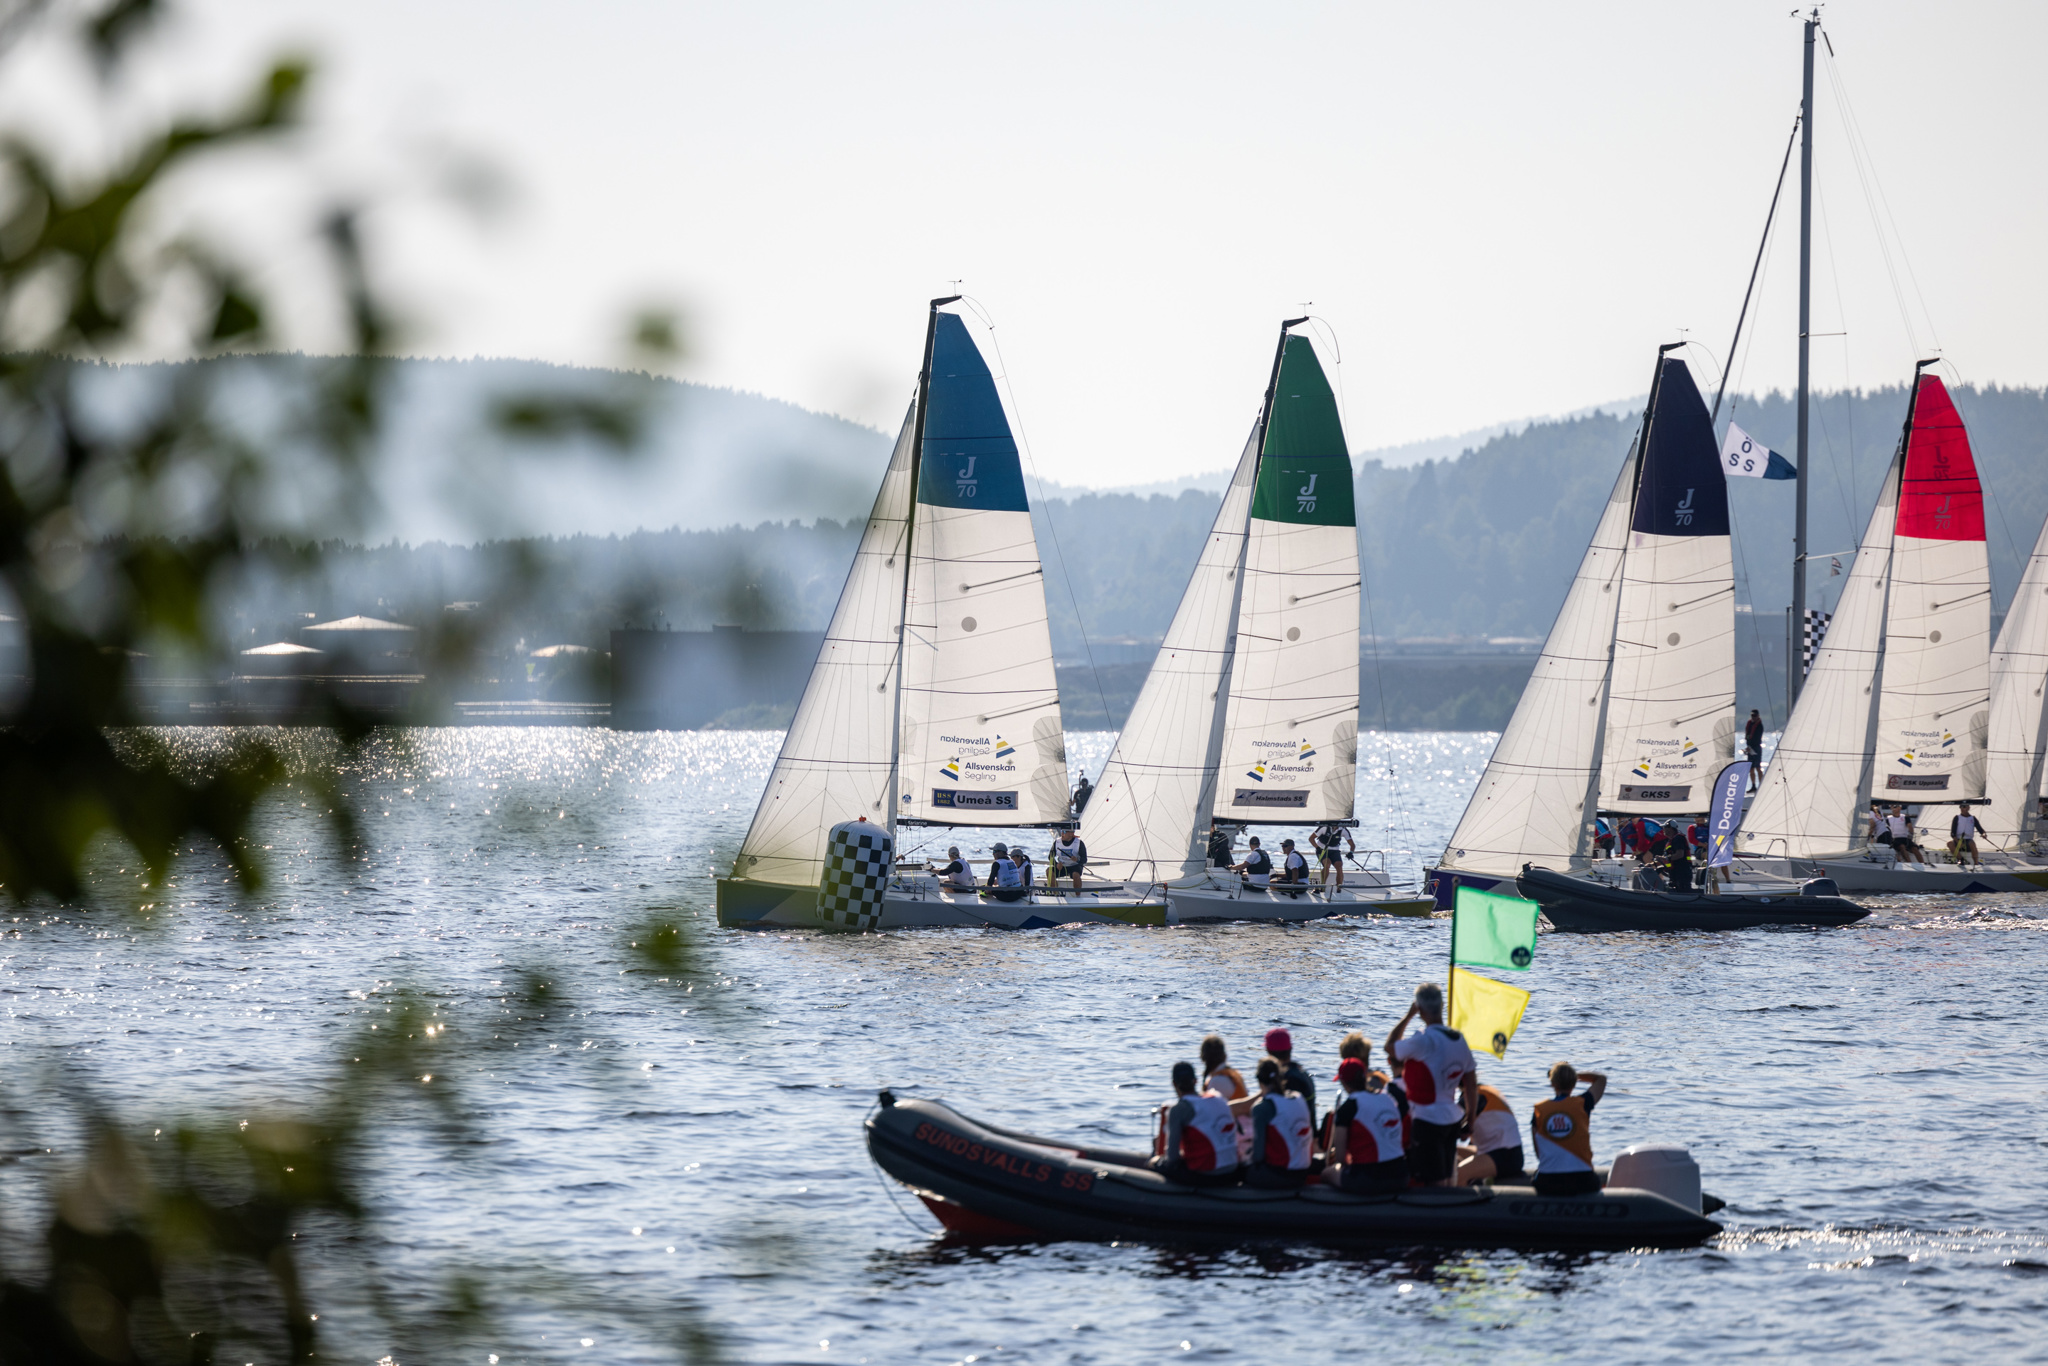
[1453,886,1539,971]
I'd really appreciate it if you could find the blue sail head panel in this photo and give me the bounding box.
[1631,357,1730,537]
[918,312,1028,512]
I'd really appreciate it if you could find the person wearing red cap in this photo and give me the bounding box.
[1263,1028,1317,1137]
[1322,1052,1410,1194]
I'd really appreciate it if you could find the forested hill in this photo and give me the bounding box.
[262,381,2048,667]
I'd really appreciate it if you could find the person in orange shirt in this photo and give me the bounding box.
[1530,1061,1607,1197]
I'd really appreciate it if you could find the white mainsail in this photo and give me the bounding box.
[1079,430,1260,883]
[1211,336,1360,824]
[1981,512,2048,851]
[1597,359,1737,812]
[731,408,916,887]
[1739,456,1898,858]
[1438,446,1636,877]
[895,311,1069,826]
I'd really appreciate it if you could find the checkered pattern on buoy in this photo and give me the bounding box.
[818,821,892,931]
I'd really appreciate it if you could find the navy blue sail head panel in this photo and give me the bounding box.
[919,312,1028,512]
[1631,357,1729,537]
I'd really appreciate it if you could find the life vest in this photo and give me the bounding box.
[1283,851,1309,879]
[1339,1088,1407,1166]
[1243,849,1272,876]
[1954,814,1978,839]
[1471,1083,1518,1154]
[1392,1023,1473,1125]
[1052,837,1087,867]
[1259,1092,1313,1170]
[1531,1092,1594,1172]
[992,858,1022,888]
[1178,1092,1240,1172]
[1204,1065,1247,1103]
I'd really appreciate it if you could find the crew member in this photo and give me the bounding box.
[1231,836,1273,888]
[1049,828,1088,890]
[939,846,975,890]
[1206,825,1235,870]
[1385,982,1477,1187]
[1070,774,1094,816]
[1199,1034,1249,1109]
[1264,1028,1317,1137]
[1275,838,1311,895]
[1009,843,1035,889]
[1949,802,1983,869]
[1887,806,1927,867]
[1530,1061,1607,1197]
[1322,1056,1410,1194]
[985,843,1028,902]
[1313,823,1355,889]
[1151,1060,1240,1186]
[1456,1082,1525,1186]
[1245,1057,1314,1189]
[1744,709,1765,790]
[1594,816,1616,860]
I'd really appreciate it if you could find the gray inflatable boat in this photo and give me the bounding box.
[867,1093,1721,1248]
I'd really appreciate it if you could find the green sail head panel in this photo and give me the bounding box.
[1252,335,1353,526]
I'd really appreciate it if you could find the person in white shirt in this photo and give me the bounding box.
[939,846,976,890]
[1948,802,1983,869]
[1049,829,1088,890]
[1886,806,1927,866]
[1384,982,1478,1187]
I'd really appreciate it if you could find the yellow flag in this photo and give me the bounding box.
[1451,969,1530,1059]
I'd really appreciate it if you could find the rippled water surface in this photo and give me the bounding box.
[4,728,2045,1364]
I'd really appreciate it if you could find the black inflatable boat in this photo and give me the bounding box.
[866,1093,1721,1248]
[1515,865,1869,932]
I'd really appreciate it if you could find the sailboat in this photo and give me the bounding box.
[1980,511,2048,856]
[1738,367,2048,891]
[1081,319,1430,920]
[1431,348,1733,894]
[716,298,1162,930]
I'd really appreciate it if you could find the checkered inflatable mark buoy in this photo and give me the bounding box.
[818,820,892,932]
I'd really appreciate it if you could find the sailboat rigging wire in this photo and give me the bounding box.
[1813,177,1863,542]
[1821,38,1941,365]
[1711,111,1802,425]
[953,295,1121,816]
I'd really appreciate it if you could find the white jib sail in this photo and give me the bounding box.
[1438,446,1637,877]
[895,312,1069,827]
[1740,458,1899,859]
[1080,429,1260,883]
[1982,512,2048,849]
[1597,359,1737,812]
[1211,336,1359,824]
[730,407,916,887]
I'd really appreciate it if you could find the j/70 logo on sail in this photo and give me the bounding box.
[1297,473,1318,513]
[1674,488,1695,527]
[956,456,978,499]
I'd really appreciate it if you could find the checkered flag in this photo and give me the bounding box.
[817,820,892,932]
[1802,608,1833,676]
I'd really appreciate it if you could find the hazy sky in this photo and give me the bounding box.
[134,2,2048,484]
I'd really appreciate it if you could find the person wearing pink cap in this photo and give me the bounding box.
[1321,1054,1410,1194]
[1263,1028,1317,1137]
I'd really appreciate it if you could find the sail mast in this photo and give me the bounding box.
[1792,10,1817,706]
[887,295,959,837]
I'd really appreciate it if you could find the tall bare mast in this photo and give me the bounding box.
[1791,10,1817,705]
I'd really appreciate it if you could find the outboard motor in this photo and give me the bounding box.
[1608,1143,1702,1214]
[1799,878,1841,898]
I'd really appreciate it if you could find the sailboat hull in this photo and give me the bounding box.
[1167,879,1433,922]
[715,876,1168,930]
[1749,853,2048,894]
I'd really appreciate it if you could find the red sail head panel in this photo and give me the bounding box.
[1894,375,1985,541]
